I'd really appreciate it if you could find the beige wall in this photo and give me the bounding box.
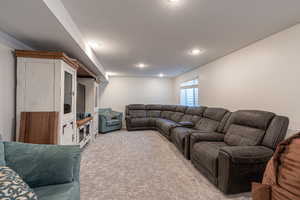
[174,24,300,134]
[0,31,32,141]
[100,76,175,114]
[0,44,16,141]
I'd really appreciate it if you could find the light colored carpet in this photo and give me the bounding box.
[80,130,251,200]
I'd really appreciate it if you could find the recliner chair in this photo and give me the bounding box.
[98,108,123,133]
[190,110,289,194]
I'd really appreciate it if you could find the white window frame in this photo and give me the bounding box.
[180,78,199,107]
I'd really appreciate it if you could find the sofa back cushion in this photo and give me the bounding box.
[262,116,289,150]
[194,107,229,132]
[4,142,78,188]
[180,106,206,124]
[181,114,201,124]
[129,110,147,118]
[232,110,275,130]
[203,107,229,121]
[194,118,220,132]
[225,124,265,146]
[224,110,275,146]
[170,112,184,122]
[145,104,162,110]
[161,111,174,119]
[127,104,146,110]
[147,110,161,118]
[161,105,177,112]
[176,105,188,113]
[185,106,206,116]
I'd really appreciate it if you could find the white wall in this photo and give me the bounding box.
[174,24,300,135]
[100,76,175,114]
[0,31,32,141]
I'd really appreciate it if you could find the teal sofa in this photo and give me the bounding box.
[98,108,123,133]
[0,142,81,200]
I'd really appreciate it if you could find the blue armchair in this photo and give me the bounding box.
[0,142,81,200]
[98,108,123,133]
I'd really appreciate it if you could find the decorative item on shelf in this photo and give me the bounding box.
[85,112,92,118]
[76,113,85,121]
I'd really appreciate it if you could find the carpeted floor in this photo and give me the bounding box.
[80,130,251,200]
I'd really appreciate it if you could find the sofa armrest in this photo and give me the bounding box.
[190,132,225,147]
[111,111,122,118]
[219,146,273,164]
[4,142,81,188]
[113,112,123,120]
[218,146,273,194]
[179,121,194,128]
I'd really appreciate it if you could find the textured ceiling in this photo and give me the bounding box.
[61,0,300,77]
[1,0,300,78]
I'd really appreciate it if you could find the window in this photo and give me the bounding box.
[180,78,199,106]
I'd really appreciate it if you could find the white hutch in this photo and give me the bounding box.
[16,50,99,146]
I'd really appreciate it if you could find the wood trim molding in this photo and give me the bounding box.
[15,50,79,70]
[75,60,100,83]
[76,117,93,127]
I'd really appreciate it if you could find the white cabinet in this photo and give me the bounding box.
[62,121,76,145]
[16,50,78,145]
[77,78,100,140]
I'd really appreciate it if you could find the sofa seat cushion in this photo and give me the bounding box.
[34,182,79,200]
[171,127,194,152]
[130,118,151,127]
[224,124,265,146]
[156,118,179,136]
[192,142,228,177]
[106,119,121,126]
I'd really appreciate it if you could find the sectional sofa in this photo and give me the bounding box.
[125,104,289,194]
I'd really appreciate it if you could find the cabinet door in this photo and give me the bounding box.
[62,122,75,145]
[63,66,76,117]
[24,60,56,111]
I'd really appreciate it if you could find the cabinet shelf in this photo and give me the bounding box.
[76,117,93,127]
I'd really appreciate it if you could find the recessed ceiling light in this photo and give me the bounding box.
[190,48,205,56]
[88,41,101,49]
[159,73,164,77]
[137,63,147,68]
[106,72,116,77]
[168,0,180,3]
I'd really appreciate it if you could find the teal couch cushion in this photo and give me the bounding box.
[0,143,5,166]
[106,119,121,126]
[34,182,79,200]
[4,142,80,188]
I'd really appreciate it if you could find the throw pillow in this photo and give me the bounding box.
[0,166,38,200]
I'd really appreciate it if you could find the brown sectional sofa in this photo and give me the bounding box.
[125,104,289,194]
